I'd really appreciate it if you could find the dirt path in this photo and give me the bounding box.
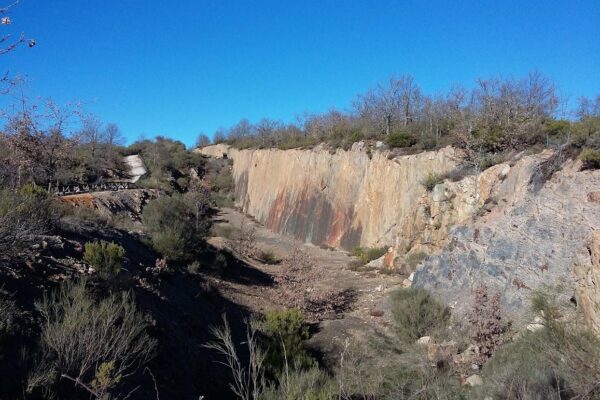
[208,207,405,363]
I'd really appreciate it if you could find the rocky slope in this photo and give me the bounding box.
[413,153,600,320]
[200,144,600,329]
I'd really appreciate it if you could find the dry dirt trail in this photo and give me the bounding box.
[208,207,404,362]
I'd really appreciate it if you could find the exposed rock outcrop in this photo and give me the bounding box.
[414,156,600,321]
[60,189,158,220]
[200,144,600,328]
[201,144,462,250]
[574,230,600,334]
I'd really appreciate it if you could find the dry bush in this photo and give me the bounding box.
[260,366,336,400]
[29,279,156,399]
[0,186,54,257]
[204,315,266,400]
[274,247,354,321]
[468,284,510,367]
[479,319,600,399]
[230,220,257,259]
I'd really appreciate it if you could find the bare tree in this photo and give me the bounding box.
[213,128,227,144]
[196,132,210,148]
[104,122,125,147]
[577,95,600,119]
[1,1,35,93]
[4,99,78,186]
[78,114,105,158]
[228,118,253,141]
[355,75,422,135]
[255,118,280,147]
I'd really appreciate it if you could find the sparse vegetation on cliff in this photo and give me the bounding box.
[214,74,600,164]
[352,246,388,266]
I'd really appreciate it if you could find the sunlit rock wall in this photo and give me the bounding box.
[200,144,461,250]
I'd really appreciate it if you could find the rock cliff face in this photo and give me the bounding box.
[414,154,600,321]
[574,231,600,333]
[201,144,462,250]
[200,144,600,328]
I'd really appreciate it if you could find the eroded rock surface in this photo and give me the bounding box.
[201,144,462,250]
[574,230,600,333]
[60,189,158,220]
[414,156,600,322]
[201,144,600,328]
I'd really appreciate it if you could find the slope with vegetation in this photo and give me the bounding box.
[3,11,600,396]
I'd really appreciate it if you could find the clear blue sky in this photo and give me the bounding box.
[2,0,599,147]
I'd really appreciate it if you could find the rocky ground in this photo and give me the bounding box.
[207,207,406,364]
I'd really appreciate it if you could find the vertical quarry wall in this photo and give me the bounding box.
[201,144,461,250]
[201,144,600,329]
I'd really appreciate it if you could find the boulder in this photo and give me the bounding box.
[465,374,483,387]
[375,141,388,151]
[416,336,431,345]
[453,344,478,366]
[432,184,448,202]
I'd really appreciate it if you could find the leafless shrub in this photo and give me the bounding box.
[230,219,257,259]
[29,279,156,399]
[145,257,171,277]
[204,315,266,400]
[468,284,510,367]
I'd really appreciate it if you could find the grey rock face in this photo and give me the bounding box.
[413,158,600,323]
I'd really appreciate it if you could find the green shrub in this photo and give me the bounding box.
[579,147,600,170]
[479,153,506,171]
[405,251,427,271]
[385,131,417,148]
[214,252,229,272]
[258,250,280,265]
[543,119,571,137]
[261,308,313,375]
[150,227,188,261]
[479,325,600,400]
[353,246,388,265]
[210,170,234,192]
[390,288,450,343]
[187,260,201,274]
[420,172,442,192]
[142,194,210,262]
[210,224,234,239]
[83,241,126,279]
